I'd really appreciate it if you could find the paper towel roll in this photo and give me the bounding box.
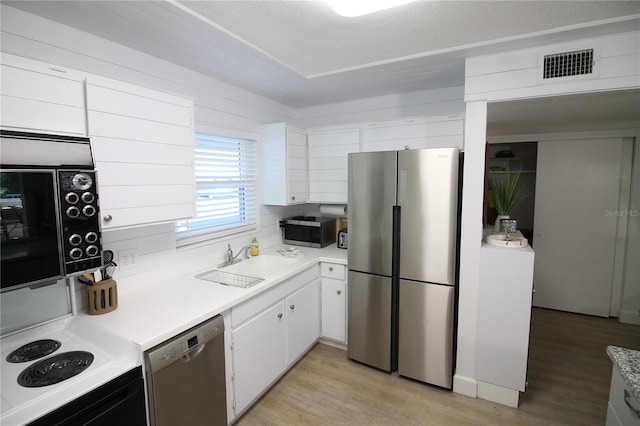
[319,204,347,216]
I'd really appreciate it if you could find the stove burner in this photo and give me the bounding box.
[6,339,62,363]
[17,351,94,387]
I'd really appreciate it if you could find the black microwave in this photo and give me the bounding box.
[280,216,337,248]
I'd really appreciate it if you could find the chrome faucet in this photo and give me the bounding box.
[218,244,251,268]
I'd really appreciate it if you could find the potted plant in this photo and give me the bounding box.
[488,167,529,232]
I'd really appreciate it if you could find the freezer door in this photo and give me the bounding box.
[348,151,397,276]
[397,279,454,388]
[397,148,459,285]
[347,270,392,372]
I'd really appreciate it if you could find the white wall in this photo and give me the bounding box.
[459,30,640,399]
[465,31,640,102]
[454,101,487,397]
[0,4,302,296]
[295,86,464,128]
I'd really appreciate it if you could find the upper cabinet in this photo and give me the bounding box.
[0,53,86,136]
[86,75,195,230]
[307,128,359,204]
[261,123,308,205]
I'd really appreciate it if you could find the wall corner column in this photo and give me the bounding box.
[453,100,487,397]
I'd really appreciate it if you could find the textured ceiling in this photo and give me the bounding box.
[3,1,640,108]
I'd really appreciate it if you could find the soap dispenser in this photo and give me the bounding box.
[250,237,259,256]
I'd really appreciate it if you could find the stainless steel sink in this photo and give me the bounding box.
[195,269,264,288]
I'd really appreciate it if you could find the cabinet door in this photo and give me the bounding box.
[232,301,286,415]
[321,277,346,343]
[285,279,320,365]
[607,366,640,426]
[86,76,195,230]
[261,123,307,205]
[1,53,86,136]
[286,127,308,204]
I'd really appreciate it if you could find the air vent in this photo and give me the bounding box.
[543,49,594,79]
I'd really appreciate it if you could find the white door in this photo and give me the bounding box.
[285,279,320,365]
[533,138,624,317]
[232,301,286,414]
[321,278,347,342]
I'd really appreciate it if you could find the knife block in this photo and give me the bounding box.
[86,278,118,315]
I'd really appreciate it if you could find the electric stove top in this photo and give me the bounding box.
[0,316,140,425]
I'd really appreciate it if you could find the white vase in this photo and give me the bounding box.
[494,215,510,232]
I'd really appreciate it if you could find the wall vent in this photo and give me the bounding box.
[542,49,594,79]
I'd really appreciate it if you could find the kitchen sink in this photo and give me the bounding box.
[195,270,264,288]
[220,255,299,276]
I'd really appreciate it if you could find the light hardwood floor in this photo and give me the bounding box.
[236,308,640,426]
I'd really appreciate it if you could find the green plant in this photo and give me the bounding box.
[488,168,529,216]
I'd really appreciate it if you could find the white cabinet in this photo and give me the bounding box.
[229,266,320,418]
[85,75,195,230]
[307,128,360,203]
[286,279,320,364]
[476,243,535,407]
[231,301,286,415]
[606,364,640,426]
[361,115,464,152]
[261,123,307,205]
[320,263,347,344]
[0,53,86,136]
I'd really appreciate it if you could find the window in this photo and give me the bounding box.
[176,133,258,246]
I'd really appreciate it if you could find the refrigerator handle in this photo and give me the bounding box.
[391,204,401,372]
[392,205,401,277]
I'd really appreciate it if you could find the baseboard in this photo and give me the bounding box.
[618,310,640,325]
[453,374,477,398]
[318,338,347,351]
[477,381,519,408]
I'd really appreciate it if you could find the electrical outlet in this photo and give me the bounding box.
[118,248,138,270]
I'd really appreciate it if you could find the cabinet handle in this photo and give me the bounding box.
[329,266,334,272]
[624,389,640,417]
[337,290,342,295]
[277,313,283,319]
[290,304,295,310]
[103,214,113,223]
[290,195,296,201]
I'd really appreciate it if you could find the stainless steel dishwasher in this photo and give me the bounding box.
[145,315,226,426]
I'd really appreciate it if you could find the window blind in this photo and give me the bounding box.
[176,133,258,246]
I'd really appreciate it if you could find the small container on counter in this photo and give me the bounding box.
[250,237,259,256]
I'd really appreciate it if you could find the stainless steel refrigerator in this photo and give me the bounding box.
[347,148,460,389]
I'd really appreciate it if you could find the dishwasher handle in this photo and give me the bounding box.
[145,315,224,374]
[178,344,206,363]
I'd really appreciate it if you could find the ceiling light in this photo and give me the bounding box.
[327,0,417,17]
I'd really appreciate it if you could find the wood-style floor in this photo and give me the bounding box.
[235,308,640,426]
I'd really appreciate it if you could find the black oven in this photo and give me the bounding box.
[27,366,147,426]
[1,131,102,292]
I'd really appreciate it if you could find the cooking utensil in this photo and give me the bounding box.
[101,250,117,279]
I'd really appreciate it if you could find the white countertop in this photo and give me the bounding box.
[79,244,347,351]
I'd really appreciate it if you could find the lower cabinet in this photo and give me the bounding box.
[231,301,286,415]
[286,279,320,365]
[320,263,347,344]
[228,266,320,419]
[606,364,640,426]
